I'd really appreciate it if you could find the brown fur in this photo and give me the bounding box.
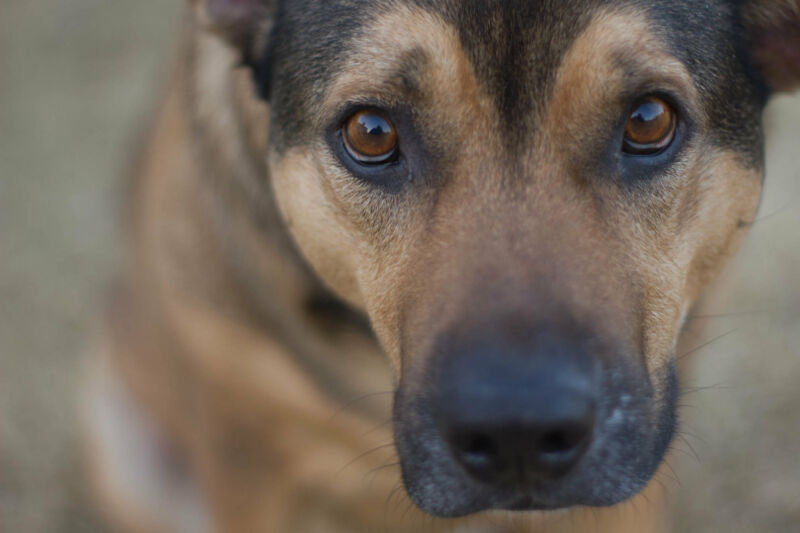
[85,1,795,531]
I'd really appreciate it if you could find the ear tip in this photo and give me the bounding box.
[745,0,800,93]
[197,0,274,49]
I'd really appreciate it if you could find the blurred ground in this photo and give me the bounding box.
[0,2,797,532]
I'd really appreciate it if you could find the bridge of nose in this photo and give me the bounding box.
[399,154,641,361]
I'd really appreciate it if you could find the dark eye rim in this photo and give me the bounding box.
[340,107,401,167]
[614,91,696,185]
[621,95,679,157]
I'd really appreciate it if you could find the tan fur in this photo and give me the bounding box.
[537,7,761,373]
[86,4,768,532]
[271,5,500,369]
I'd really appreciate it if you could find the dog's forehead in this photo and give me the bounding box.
[426,0,598,136]
[268,0,765,160]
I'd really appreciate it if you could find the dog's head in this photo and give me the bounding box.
[196,0,800,518]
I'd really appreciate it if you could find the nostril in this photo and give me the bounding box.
[459,432,497,459]
[531,421,593,478]
[538,425,587,455]
[450,431,506,483]
[539,430,573,454]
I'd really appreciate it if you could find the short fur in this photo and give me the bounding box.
[85,1,800,531]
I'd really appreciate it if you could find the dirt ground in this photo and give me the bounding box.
[0,2,798,532]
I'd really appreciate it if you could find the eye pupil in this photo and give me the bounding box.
[343,109,398,163]
[623,96,676,155]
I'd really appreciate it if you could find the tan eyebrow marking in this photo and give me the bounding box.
[321,4,494,134]
[541,7,701,154]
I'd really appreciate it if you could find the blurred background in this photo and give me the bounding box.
[0,1,797,532]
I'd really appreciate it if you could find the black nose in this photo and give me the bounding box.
[434,337,597,485]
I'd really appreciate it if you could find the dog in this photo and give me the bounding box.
[84,1,800,531]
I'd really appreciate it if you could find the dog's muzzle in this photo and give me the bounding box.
[393,325,677,518]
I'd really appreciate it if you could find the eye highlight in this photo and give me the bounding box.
[622,96,676,156]
[342,109,399,164]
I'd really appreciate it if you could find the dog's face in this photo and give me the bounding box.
[199,0,800,518]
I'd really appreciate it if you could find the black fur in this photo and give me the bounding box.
[254,0,770,165]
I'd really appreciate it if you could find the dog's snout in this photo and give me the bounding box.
[433,333,597,486]
[397,324,675,516]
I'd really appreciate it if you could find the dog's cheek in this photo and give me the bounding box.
[607,149,762,373]
[639,151,761,368]
[267,147,420,371]
[679,150,762,306]
[268,148,367,310]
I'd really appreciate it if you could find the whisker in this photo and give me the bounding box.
[691,301,799,321]
[383,482,405,533]
[674,432,701,462]
[660,458,682,488]
[675,426,707,446]
[679,382,734,397]
[677,329,738,361]
[653,475,670,501]
[362,461,400,485]
[336,442,395,477]
[329,390,394,421]
[666,442,698,463]
[741,194,800,228]
[666,460,683,488]
[362,416,393,438]
[690,309,768,320]
[400,497,416,523]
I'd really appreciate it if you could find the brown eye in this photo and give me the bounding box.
[622,96,676,155]
[343,109,398,164]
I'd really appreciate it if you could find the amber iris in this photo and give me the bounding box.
[343,110,398,164]
[623,97,676,155]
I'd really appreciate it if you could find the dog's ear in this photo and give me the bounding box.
[743,0,800,92]
[193,0,276,51]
